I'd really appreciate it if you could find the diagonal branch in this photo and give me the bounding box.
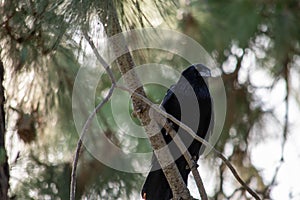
[101,1,192,199]
[157,113,208,200]
[117,85,262,200]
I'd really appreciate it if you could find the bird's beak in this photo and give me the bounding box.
[194,63,211,78]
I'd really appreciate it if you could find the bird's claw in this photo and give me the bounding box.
[186,156,199,170]
[192,156,199,168]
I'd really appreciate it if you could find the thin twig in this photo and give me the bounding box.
[70,84,115,200]
[82,30,116,84]
[70,31,117,200]
[117,85,261,200]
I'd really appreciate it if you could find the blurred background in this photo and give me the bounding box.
[0,0,300,199]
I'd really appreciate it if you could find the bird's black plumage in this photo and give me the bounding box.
[141,64,213,200]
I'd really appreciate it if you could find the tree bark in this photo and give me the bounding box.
[100,1,192,199]
[0,60,9,200]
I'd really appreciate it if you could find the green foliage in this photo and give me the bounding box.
[0,0,68,70]
[1,0,299,199]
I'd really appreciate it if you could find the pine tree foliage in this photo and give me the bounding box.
[0,0,299,199]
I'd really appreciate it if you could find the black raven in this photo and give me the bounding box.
[141,64,213,200]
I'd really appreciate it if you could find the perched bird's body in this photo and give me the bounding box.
[142,64,213,200]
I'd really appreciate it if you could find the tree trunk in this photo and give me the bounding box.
[100,2,192,199]
[0,60,9,200]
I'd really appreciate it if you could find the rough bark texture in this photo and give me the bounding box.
[101,1,192,199]
[0,60,9,200]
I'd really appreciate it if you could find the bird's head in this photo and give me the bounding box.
[181,63,211,84]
